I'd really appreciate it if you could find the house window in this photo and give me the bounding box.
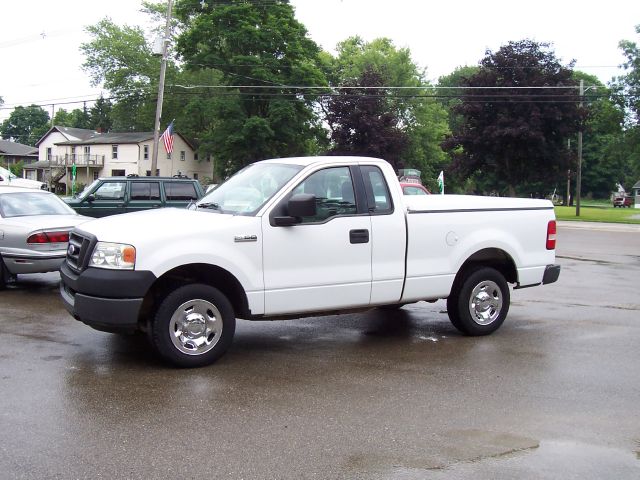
[84,146,90,160]
[93,172,99,181]
[194,153,199,161]
[46,147,52,161]
[193,173,198,180]
[206,154,211,163]
[112,145,118,159]
[71,146,76,161]
[111,169,126,177]
[143,145,149,160]
[167,152,172,160]
[146,169,160,176]
[180,151,186,161]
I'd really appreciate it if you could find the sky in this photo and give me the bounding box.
[1,0,639,124]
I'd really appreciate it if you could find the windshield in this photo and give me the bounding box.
[196,162,303,215]
[76,179,100,199]
[0,166,17,180]
[0,192,77,218]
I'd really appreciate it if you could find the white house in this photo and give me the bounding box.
[27,126,214,193]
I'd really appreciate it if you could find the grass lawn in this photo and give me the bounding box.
[554,205,640,224]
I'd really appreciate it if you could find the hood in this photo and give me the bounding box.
[76,208,259,244]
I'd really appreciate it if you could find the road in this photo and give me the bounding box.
[0,223,638,479]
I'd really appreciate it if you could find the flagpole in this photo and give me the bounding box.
[151,0,173,177]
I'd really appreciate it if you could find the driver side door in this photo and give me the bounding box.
[261,166,372,315]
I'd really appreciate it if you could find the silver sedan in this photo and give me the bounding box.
[0,186,91,288]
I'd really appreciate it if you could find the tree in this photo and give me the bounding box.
[89,95,114,132]
[616,24,640,122]
[323,36,450,188]
[0,105,50,145]
[324,67,409,167]
[53,107,91,129]
[442,40,582,197]
[175,0,327,175]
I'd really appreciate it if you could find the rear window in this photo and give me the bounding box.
[165,182,198,201]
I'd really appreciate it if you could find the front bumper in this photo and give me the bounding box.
[60,262,156,333]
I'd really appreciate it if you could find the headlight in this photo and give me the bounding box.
[89,242,136,270]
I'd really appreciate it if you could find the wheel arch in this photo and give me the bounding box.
[139,263,250,329]
[453,248,517,288]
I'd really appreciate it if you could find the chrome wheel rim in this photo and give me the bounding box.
[468,280,503,325]
[169,299,223,355]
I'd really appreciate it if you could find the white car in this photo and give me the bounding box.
[0,166,47,190]
[0,186,90,288]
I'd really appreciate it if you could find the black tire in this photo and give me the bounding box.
[447,266,510,336]
[151,284,236,368]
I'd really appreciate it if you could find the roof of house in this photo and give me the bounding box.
[633,180,640,190]
[35,126,97,147]
[0,139,38,156]
[56,132,154,145]
[22,160,52,170]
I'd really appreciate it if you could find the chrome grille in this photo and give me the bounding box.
[66,231,96,273]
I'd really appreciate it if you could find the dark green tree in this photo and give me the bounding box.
[89,95,114,132]
[323,36,450,187]
[324,67,409,167]
[175,0,327,176]
[0,105,50,145]
[442,40,582,197]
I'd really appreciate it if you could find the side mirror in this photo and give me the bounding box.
[87,194,96,203]
[273,193,316,226]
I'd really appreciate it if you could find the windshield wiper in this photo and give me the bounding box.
[197,202,221,210]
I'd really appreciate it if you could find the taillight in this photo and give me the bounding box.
[546,221,557,250]
[27,231,70,244]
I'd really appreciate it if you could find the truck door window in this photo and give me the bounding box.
[291,167,357,223]
[94,182,126,200]
[361,166,393,214]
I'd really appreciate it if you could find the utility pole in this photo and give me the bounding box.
[576,79,584,217]
[151,0,173,177]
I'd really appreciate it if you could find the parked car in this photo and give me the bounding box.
[400,182,430,195]
[0,186,90,288]
[0,166,47,190]
[612,195,633,208]
[64,176,205,217]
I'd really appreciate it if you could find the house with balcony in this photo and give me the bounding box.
[26,126,213,193]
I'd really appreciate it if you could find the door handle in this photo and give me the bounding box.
[349,229,369,244]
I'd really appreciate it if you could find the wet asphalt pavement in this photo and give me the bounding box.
[0,223,639,479]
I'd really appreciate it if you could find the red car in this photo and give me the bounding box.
[400,182,430,195]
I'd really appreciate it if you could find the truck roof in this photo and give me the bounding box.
[261,156,386,167]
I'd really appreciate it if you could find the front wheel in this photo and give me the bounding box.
[151,284,236,367]
[447,267,510,336]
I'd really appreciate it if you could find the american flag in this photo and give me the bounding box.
[160,121,174,154]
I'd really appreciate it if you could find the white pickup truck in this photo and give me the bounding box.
[60,156,560,367]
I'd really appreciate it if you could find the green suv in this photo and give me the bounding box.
[65,176,204,218]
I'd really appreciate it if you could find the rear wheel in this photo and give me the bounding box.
[447,267,510,336]
[151,284,236,367]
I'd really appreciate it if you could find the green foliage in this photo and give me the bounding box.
[443,40,582,196]
[0,160,25,177]
[0,105,50,145]
[615,24,640,122]
[175,0,327,175]
[89,95,114,132]
[323,36,450,185]
[53,107,91,129]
